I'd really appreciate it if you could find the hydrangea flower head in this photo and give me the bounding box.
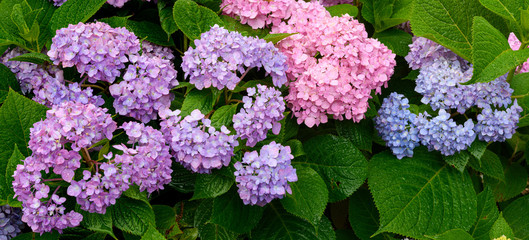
[221,0,295,29]
[475,100,522,142]
[405,37,466,70]
[233,84,286,147]
[48,22,141,83]
[182,25,288,90]
[234,141,297,206]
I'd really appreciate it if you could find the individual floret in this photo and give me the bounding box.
[475,101,523,142]
[375,93,420,159]
[181,25,288,90]
[233,84,286,147]
[48,22,141,83]
[0,205,24,240]
[221,0,295,29]
[160,109,239,173]
[109,55,178,123]
[234,141,297,206]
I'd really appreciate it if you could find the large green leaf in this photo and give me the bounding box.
[469,188,499,240]
[172,0,223,40]
[467,16,529,84]
[297,135,368,202]
[411,0,507,61]
[511,73,529,127]
[361,0,412,32]
[112,197,156,236]
[210,104,238,129]
[11,232,59,240]
[152,205,177,234]
[369,148,477,239]
[489,214,515,239]
[252,203,319,240]
[210,188,264,233]
[479,0,522,24]
[141,225,166,240]
[443,150,470,172]
[428,229,474,240]
[0,144,23,204]
[280,166,328,225]
[372,28,413,57]
[348,188,393,240]
[468,150,505,181]
[8,52,51,64]
[191,169,233,200]
[158,0,179,36]
[484,163,527,202]
[503,195,529,239]
[326,4,359,17]
[194,198,238,240]
[317,216,336,240]
[335,119,374,152]
[180,89,216,116]
[26,0,55,51]
[80,209,116,239]
[50,0,107,33]
[0,63,21,104]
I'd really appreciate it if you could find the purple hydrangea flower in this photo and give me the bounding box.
[405,37,466,70]
[0,205,24,240]
[233,84,286,147]
[109,55,178,123]
[159,109,239,173]
[475,101,523,142]
[234,141,297,206]
[374,93,420,159]
[142,41,175,61]
[182,25,288,90]
[48,22,141,84]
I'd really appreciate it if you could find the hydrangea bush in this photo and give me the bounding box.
[0,0,527,239]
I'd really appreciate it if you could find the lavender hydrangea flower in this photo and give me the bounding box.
[0,205,24,240]
[233,84,286,147]
[234,141,297,206]
[475,101,523,142]
[48,22,141,84]
[182,25,288,90]
[142,41,175,61]
[160,109,239,173]
[405,37,466,70]
[109,55,178,123]
[415,109,476,156]
[375,93,420,159]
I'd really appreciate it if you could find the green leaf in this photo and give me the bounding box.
[219,15,268,38]
[468,150,505,181]
[280,166,328,225]
[285,139,305,158]
[348,188,391,240]
[158,0,179,36]
[141,225,166,240]
[510,73,529,127]
[50,0,107,33]
[83,233,107,240]
[369,148,477,239]
[271,112,299,144]
[0,63,21,104]
[411,0,507,61]
[479,0,521,24]
[297,135,368,202]
[0,144,24,203]
[180,89,215,116]
[484,163,527,202]
[193,0,222,12]
[503,195,529,239]
[469,188,500,240]
[8,52,51,64]
[11,232,60,240]
[11,4,29,35]
[210,104,238,129]
[172,0,223,40]
[126,20,175,47]
[191,170,234,200]
[168,164,196,193]
[152,205,177,233]
[336,119,374,152]
[443,150,470,172]
[198,223,238,240]
[372,28,413,57]
[316,216,336,240]
[428,229,474,240]
[326,4,359,17]
[0,0,28,46]
[0,89,47,166]
[468,141,488,162]
[26,0,55,51]
[122,185,149,204]
[489,214,515,239]
[252,203,319,240]
[112,197,156,236]
[262,33,297,44]
[467,16,529,84]
[80,209,116,239]
[361,0,411,32]
[210,188,264,233]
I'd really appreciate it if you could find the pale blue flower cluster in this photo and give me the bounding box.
[0,205,23,240]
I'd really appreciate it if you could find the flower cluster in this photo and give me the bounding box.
[119,122,173,193]
[220,0,295,29]
[48,22,140,83]
[233,84,286,147]
[0,205,24,239]
[475,101,523,142]
[374,93,420,159]
[405,37,466,70]
[270,1,396,127]
[12,102,117,232]
[181,25,288,90]
[234,141,297,206]
[109,55,179,123]
[142,41,175,61]
[160,109,239,173]
[508,33,529,73]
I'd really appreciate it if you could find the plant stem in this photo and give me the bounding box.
[81,84,105,91]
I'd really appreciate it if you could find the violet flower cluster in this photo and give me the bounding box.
[234,141,297,206]
[109,55,178,123]
[233,84,286,147]
[48,22,140,84]
[475,102,523,142]
[220,0,294,29]
[181,25,288,90]
[0,205,24,240]
[160,109,239,173]
[12,102,117,233]
[405,37,466,70]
